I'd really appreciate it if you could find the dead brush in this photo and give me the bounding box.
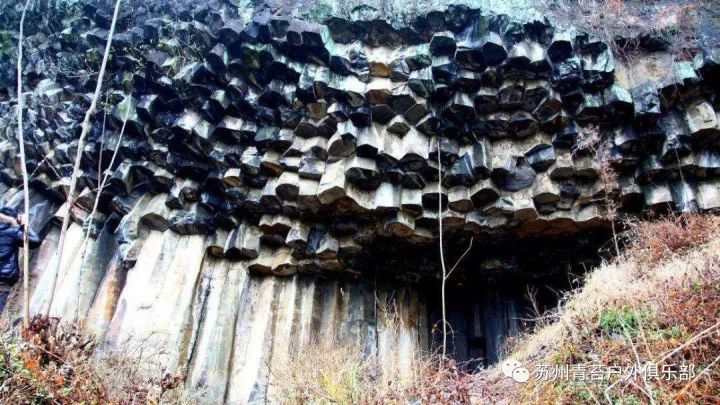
[0,315,108,403]
[659,282,720,403]
[271,296,475,405]
[270,339,474,404]
[411,355,473,404]
[485,212,720,404]
[550,268,720,404]
[575,124,621,256]
[545,0,700,61]
[0,315,186,404]
[623,213,720,267]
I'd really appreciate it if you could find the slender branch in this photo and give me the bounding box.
[620,318,655,405]
[97,92,110,187]
[44,0,124,316]
[604,370,633,404]
[675,353,720,401]
[436,141,474,361]
[16,0,33,328]
[445,238,473,281]
[655,321,720,365]
[437,141,448,358]
[581,381,601,405]
[74,100,129,322]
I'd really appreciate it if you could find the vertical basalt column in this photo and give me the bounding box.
[84,249,125,338]
[186,259,249,403]
[225,277,277,404]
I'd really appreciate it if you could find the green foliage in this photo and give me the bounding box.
[307,3,333,23]
[599,307,647,336]
[0,341,24,380]
[621,393,641,405]
[121,73,134,95]
[0,31,15,58]
[577,387,594,402]
[661,325,683,340]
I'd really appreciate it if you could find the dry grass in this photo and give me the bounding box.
[270,301,474,404]
[543,0,700,60]
[0,315,190,404]
[271,339,474,404]
[481,214,720,404]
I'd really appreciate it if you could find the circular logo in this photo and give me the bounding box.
[501,359,522,378]
[501,359,530,383]
[512,367,530,383]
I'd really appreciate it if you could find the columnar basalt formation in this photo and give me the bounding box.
[0,0,719,401]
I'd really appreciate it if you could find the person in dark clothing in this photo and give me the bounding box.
[0,206,41,314]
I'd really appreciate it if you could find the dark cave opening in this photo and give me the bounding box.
[409,226,615,368]
[425,271,575,369]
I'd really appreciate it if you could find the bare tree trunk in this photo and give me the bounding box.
[437,144,448,358]
[436,142,473,361]
[44,0,124,317]
[16,0,32,328]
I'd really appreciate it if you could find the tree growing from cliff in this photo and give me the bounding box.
[575,124,621,257]
[16,0,32,328]
[73,96,130,322]
[44,0,124,317]
[436,139,473,359]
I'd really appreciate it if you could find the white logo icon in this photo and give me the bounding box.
[501,359,530,383]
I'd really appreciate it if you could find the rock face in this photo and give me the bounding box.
[1,0,720,400]
[3,184,426,402]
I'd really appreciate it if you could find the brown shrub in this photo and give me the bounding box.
[0,315,186,404]
[625,213,720,267]
[545,0,700,61]
[484,213,720,404]
[659,281,720,403]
